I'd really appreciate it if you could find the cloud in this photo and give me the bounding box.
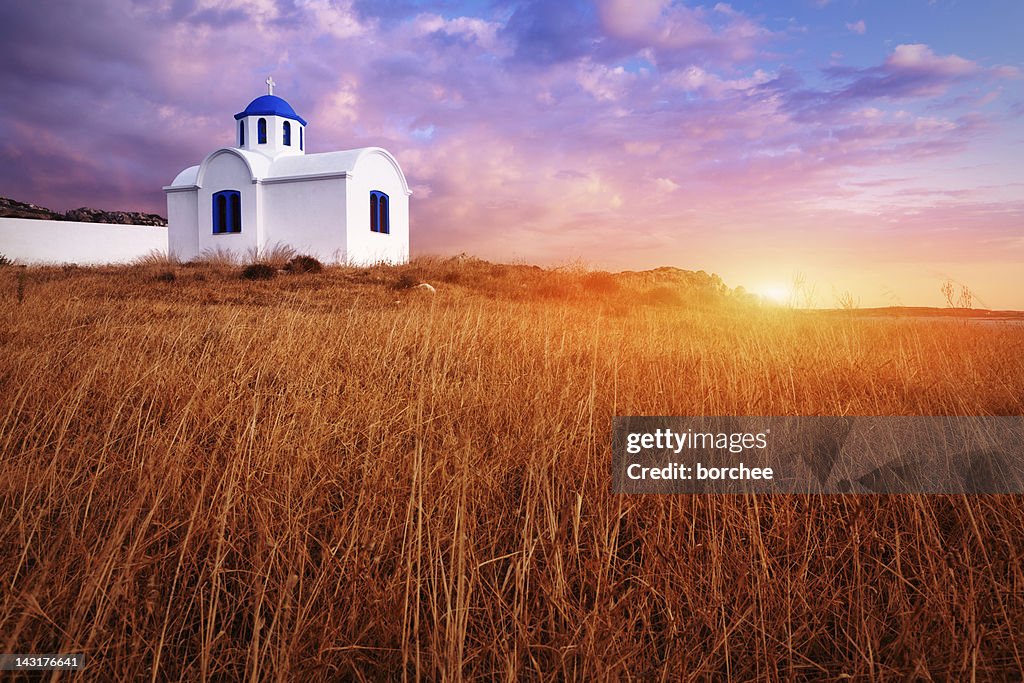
[0,0,1021,304]
[576,59,636,101]
[666,64,773,99]
[846,20,866,35]
[413,13,509,54]
[593,0,773,63]
[886,44,976,77]
[655,177,680,192]
[808,44,1012,106]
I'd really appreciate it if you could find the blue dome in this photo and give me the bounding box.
[234,95,307,125]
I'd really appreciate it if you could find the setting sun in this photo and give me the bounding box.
[754,283,792,305]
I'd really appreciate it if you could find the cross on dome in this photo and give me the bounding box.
[266,76,276,95]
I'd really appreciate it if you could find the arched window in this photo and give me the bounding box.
[239,121,245,146]
[212,190,242,233]
[258,118,267,144]
[370,190,389,234]
[299,127,303,151]
[283,121,291,146]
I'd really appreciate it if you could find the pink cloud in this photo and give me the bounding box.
[886,44,977,77]
[1,1,1021,306]
[594,0,771,61]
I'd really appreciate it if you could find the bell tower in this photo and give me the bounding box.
[233,76,307,158]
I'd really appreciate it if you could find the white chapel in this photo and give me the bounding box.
[164,78,410,264]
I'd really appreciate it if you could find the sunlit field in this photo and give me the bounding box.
[2,256,1024,680]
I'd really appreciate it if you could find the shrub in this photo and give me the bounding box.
[241,263,276,280]
[394,272,419,290]
[193,247,239,268]
[640,286,682,306]
[0,253,11,267]
[285,255,323,274]
[154,270,176,283]
[530,280,571,300]
[581,271,619,295]
[247,242,296,269]
[135,250,178,267]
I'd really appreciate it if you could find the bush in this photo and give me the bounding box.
[530,280,572,300]
[241,263,276,280]
[640,286,682,306]
[247,242,296,269]
[581,271,619,295]
[192,247,239,268]
[394,272,419,290]
[154,270,176,283]
[0,253,11,267]
[285,255,323,274]
[135,250,179,267]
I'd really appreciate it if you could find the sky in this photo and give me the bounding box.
[1,0,1022,308]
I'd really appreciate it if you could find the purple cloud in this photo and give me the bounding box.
[0,1,1021,306]
[594,0,773,65]
[824,44,995,101]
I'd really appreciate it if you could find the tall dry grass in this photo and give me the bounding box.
[1,258,1024,680]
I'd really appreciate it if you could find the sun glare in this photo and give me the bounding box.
[755,283,792,305]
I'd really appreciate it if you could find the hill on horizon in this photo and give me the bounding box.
[0,196,167,227]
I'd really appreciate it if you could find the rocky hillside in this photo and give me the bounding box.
[0,197,167,226]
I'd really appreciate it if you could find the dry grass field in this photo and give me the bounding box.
[2,256,1024,680]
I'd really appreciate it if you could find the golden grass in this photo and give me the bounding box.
[1,257,1024,680]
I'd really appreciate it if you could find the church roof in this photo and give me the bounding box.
[164,147,411,196]
[170,165,200,187]
[234,95,307,125]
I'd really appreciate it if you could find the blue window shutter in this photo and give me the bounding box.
[299,127,303,150]
[239,121,245,146]
[370,193,378,232]
[231,194,241,232]
[283,121,291,146]
[215,194,226,233]
[258,118,267,144]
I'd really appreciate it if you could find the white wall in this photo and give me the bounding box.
[262,176,347,262]
[166,189,199,260]
[196,150,260,257]
[0,218,167,265]
[345,151,410,265]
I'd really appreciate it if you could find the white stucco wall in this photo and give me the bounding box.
[345,151,410,265]
[0,218,167,264]
[166,189,199,260]
[195,150,261,257]
[262,176,347,262]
